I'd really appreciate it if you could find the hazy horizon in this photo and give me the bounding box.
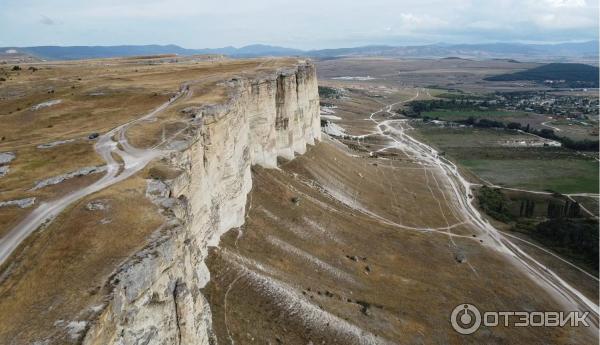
[1,40,598,50]
[1,0,598,50]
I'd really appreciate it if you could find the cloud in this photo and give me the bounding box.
[39,15,56,25]
[398,13,449,30]
[0,0,597,48]
[544,0,586,8]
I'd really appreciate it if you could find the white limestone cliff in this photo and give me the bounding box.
[82,61,320,345]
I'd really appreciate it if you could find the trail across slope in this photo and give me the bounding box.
[356,90,599,321]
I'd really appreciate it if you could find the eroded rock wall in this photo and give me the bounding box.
[82,61,320,345]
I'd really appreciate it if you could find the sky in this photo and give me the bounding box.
[0,0,598,49]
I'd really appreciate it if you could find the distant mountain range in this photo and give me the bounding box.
[1,41,598,61]
[308,41,599,60]
[0,44,304,61]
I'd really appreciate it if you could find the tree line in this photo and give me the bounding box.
[404,100,599,151]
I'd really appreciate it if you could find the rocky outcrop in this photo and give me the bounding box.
[0,152,15,178]
[82,61,320,345]
[0,197,35,209]
[31,165,108,190]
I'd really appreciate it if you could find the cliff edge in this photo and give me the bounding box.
[83,61,321,344]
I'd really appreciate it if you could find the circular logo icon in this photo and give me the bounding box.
[451,304,481,335]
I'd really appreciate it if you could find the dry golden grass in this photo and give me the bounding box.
[0,140,105,236]
[0,141,102,193]
[203,81,597,344]
[0,175,164,343]
[204,140,596,345]
[0,207,29,239]
[0,56,299,236]
[0,56,308,343]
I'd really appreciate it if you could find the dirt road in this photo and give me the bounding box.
[363,90,599,324]
[0,85,189,265]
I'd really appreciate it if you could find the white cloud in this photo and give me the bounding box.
[386,12,449,34]
[0,0,597,48]
[544,0,586,8]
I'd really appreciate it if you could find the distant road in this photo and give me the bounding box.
[363,89,599,323]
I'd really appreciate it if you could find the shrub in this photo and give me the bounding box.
[507,122,522,130]
[477,186,512,222]
[534,218,599,270]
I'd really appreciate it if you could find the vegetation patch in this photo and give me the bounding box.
[514,218,599,272]
[422,109,525,121]
[406,97,598,151]
[476,186,513,222]
[476,186,598,273]
[318,86,342,99]
[413,126,598,194]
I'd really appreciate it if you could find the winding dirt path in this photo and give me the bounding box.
[0,85,189,265]
[357,90,599,323]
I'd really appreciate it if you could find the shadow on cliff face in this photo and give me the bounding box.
[202,138,597,345]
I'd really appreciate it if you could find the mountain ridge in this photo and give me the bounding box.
[1,41,598,61]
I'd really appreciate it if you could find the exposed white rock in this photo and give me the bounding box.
[332,76,376,81]
[90,305,104,313]
[0,152,15,178]
[37,139,76,149]
[81,61,321,345]
[65,321,87,341]
[85,200,108,211]
[32,165,107,190]
[267,235,357,284]
[320,105,337,115]
[145,179,176,209]
[0,197,36,209]
[223,253,392,345]
[31,99,62,111]
[0,152,15,164]
[322,122,347,137]
[0,165,9,178]
[164,140,189,151]
[146,179,170,199]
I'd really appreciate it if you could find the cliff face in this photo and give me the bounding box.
[82,62,320,345]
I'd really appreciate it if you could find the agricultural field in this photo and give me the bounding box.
[422,109,530,121]
[411,125,534,147]
[317,58,598,196]
[461,158,598,194]
[412,125,598,194]
[542,119,598,140]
